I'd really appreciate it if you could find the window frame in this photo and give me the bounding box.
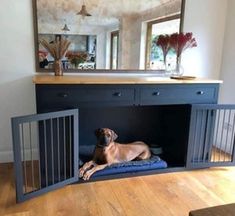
[145,14,181,70]
[110,30,119,70]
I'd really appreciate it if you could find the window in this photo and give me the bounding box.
[146,15,180,70]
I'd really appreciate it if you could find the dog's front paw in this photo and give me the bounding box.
[83,170,93,181]
[79,167,85,178]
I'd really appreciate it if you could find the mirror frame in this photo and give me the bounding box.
[32,0,186,73]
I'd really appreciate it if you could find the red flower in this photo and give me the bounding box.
[169,32,197,58]
[155,35,171,64]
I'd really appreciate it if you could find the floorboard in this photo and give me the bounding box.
[1,163,235,216]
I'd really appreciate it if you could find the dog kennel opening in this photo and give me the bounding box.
[78,105,191,169]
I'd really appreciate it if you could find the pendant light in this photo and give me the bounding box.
[61,23,70,32]
[77,0,91,18]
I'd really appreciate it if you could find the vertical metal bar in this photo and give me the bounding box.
[73,110,79,180]
[69,116,72,178]
[213,109,221,162]
[43,120,48,187]
[21,124,27,194]
[57,118,60,182]
[202,110,210,163]
[63,117,66,180]
[224,110,231,162]
[230,112,235,161]
[192,110,199,164]
[50,119,54,184]
[29,122,35,191]
[12,118,25,202]
[197,110,203,162]
[232,136,235,163]
[36,122,42,190]
[198,110,206,163]
[207,110,216,162]
[219,109,226,162]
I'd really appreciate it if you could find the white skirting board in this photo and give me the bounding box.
[0,149,39,163]
[0,150,13,163]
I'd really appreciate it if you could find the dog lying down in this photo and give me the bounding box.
[79,128,151,180]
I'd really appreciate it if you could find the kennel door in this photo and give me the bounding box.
[186,104,235,169]
[11,109,79,203]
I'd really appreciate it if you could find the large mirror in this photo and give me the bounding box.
[33,0,185,72]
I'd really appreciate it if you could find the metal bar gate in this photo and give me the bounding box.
[11,109,79,202]
[187,105,235,168]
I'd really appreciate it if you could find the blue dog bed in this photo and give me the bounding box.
[79,145,167,178]
[91,155,167,177]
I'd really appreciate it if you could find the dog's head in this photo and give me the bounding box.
[95,128,118,147]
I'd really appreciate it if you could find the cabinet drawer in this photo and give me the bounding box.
[140,85,218,105]
[37,86,135,106]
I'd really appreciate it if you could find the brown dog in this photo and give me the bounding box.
[79,128,151,180]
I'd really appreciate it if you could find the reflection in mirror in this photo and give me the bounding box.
[146,15,180,70]
[34,0,185,72]
[39,34,96,69]
[110,31,119,70]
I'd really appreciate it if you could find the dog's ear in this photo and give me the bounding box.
[111,130,118,141]
[95,128,102,137]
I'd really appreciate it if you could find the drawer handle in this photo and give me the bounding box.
[197,91,204,95]
[113,92,122,97]
[152,92,160,96]
[58,93,68,98]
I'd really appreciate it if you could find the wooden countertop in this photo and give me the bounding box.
[33,75,223,85]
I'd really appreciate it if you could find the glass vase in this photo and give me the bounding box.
[171,56,184,76]
[163,55,172,76]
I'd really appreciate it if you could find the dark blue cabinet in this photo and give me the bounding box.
[139,84,218,105]
[35,83,235,171]
[36,84,219,110]
[12,82,235,202]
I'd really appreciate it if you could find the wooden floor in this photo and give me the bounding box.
[1,164,235,216]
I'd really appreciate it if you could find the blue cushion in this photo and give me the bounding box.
[92,155,167,178]
[79,145,167,178]
[80,156,167,178]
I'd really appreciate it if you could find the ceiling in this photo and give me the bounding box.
[37,0,178,27]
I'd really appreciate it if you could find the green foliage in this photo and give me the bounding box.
[151,35,162,61]
[151,35,176,62]
[70,56,85,67]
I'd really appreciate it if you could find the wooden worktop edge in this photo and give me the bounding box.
[33,75,223,85]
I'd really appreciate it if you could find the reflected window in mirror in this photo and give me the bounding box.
[110,31,119,70]
[145,15,180,70]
